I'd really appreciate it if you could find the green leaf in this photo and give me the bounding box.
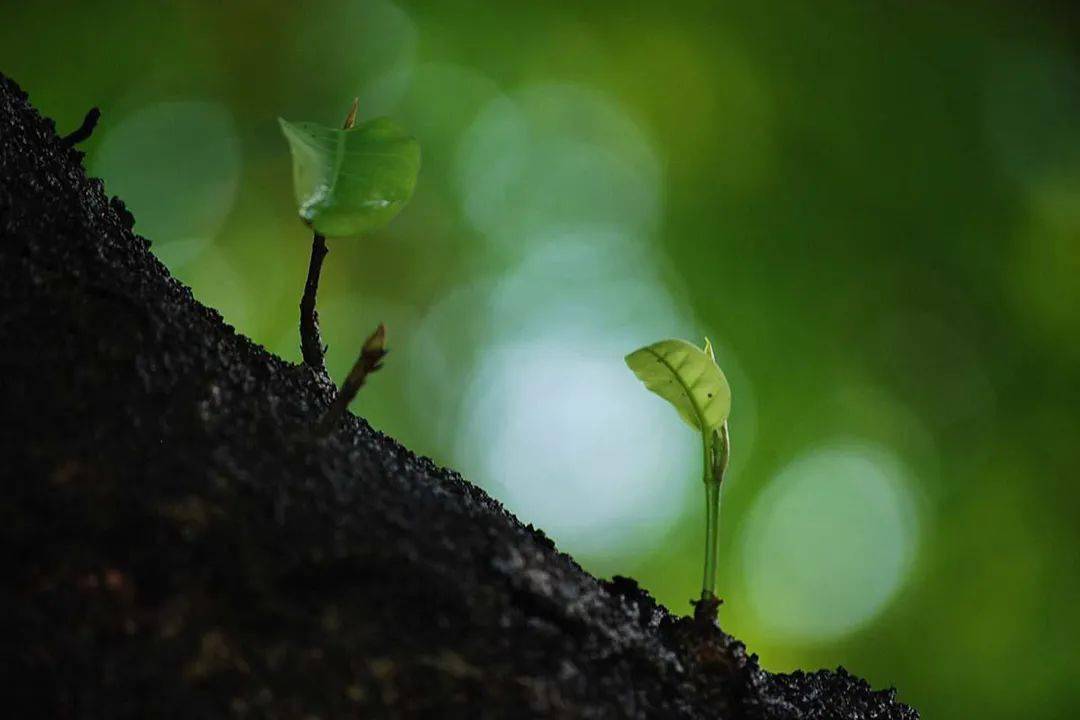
[625,338,731,432]
[279,116,421,238]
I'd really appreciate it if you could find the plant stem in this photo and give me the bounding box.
[701,431,720,601]
[299,233,328,373]
[701,422,730,605]
[298,99,360,376]
[702,480,721,598]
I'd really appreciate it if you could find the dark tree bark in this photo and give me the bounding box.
[0,73,918,719]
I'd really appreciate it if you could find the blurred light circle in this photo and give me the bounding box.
[404,226,705,461]
[450,233,707,563]
[485,228,689,339]
[91,100,241,261]
[455,83,662,248]
[481,230,760,473]
[455,95,529,234]
[455,339,696,561]
[740,443,920,641]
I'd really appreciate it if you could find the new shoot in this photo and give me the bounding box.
[280,100,420,430]
[625,338,731,622]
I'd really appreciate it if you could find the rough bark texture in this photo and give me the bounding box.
[0,73,918,719]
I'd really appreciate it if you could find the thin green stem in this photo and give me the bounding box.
[701,422,730,604]
[702,472,721,602]
[701,432,719,601]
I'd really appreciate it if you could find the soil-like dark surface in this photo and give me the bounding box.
[0,72,918,719]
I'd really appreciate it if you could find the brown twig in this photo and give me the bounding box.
[316,323,387,434]
[62,107,101,146]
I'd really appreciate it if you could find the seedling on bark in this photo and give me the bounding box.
[280,100,420,430]
[625,338,732,621]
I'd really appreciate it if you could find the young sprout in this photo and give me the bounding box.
[625,338,732,621]
[280,100,421,375]
[280,100,420,431]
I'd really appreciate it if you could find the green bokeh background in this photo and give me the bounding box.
[5,2,1079,716]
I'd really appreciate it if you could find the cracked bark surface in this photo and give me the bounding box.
[0,73,918,719]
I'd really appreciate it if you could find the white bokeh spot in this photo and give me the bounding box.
[741,442,920,641]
